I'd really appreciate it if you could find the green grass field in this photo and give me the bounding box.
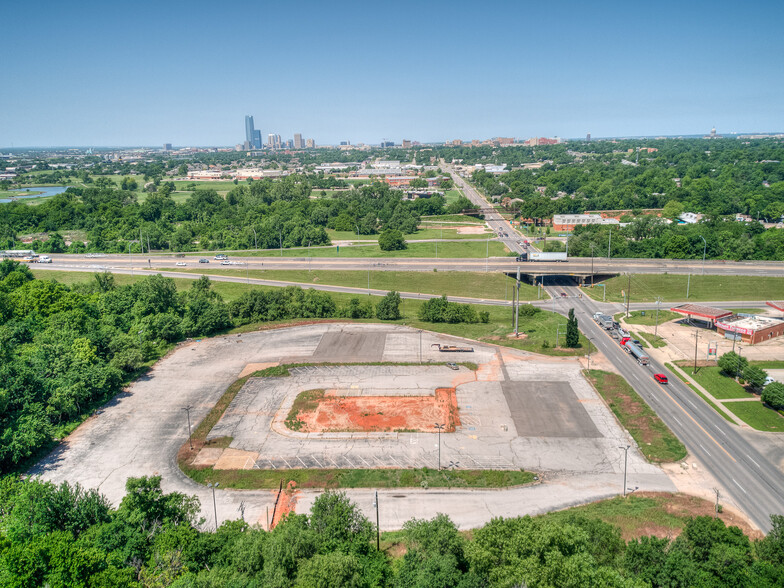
[665,363,736,423]
[684,365,751,400]
[421,214,485,225]
[233,240,511,259]
[619,310,681,325]
[30,268,589,356]
[590,274,784,303]
[159,268,535,301]
[636,332,667,348]
[443,189,462,204]
[751,360,784,369]
[585,369,686,463]
[724,401,784,432]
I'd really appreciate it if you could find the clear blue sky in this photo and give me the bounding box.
[2,0,782,147]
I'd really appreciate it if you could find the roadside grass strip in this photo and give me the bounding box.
[585,369,686,463]
[723,401,784,432]
[620,310,681,326]
[665,363,736,424]
[589,274,784,303]
[676,364,752,400]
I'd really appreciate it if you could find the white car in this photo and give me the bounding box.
[221,260,232,265]
[176,262,187,267]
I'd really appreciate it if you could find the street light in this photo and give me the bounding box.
[434,423,445,470]
[207,482,220,530]
[252,227,258,251]
[278,230,282,257]
[699,235,707,276]
[619,445,630,497]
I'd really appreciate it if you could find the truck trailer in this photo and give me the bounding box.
[623,341,650,365]
[528,252,568,262]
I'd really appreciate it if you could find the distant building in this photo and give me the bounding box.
[586,133,591,142]
[245,115,262,149]
[340,141,350,146]
[294,133,303,149]
[267,134,275,148]
[380,140,394,148]
[678,212,702,224]
[552,214,620,232]
[401,139,412,148]
[243,140,251,151]
[163,143,172,151]
[495,137,515,146]
[373,160,400,169]
[253,130,262,149]
[306,138,315,148]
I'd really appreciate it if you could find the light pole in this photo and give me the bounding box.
[252,228,257,251]
[692,329,699,375]
[699,235,707,276]
[182,405,193,449]
[308,240,312,271]
[278,231,282,257]
[434,423,445,469]
[128,241,133,276]
[485,236,489,273]
[654,297,662,337]
[619,445,630,497]
[372,490,380,550]
[607,226,612,258]
[208,482,220,530]
[246,262,250,285]
[590,243,595,287]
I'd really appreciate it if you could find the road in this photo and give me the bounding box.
[543,276,784,532]
[31,253,784,278]
[448,164,525,255]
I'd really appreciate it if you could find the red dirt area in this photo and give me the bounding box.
[297,388,460,433]
[270,481,300,529]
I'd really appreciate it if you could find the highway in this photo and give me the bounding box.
[543,277,784,532]
[32,253,784,278]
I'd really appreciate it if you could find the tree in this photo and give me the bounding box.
[566,308,579,347]
[717,351,748,377]
[742,365,768,389]
[378,229,406,251]
[409,178,428,189]
[761,382,784,409]
[376,291,401,320]
[662,200,685,220]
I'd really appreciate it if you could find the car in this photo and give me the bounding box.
[214,254,228,260]
[560,292,567,297]
[654,374,668,384]
[764,376,777,387]
[446,362,459,370]
[221,260,232,265]
[176,261,187,267]
[199,258,209,263]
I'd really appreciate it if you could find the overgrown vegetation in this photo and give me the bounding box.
[2,477,784,587]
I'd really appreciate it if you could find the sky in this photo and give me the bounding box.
[2,0,783,147]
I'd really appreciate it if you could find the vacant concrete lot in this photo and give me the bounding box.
[31,323,674,530]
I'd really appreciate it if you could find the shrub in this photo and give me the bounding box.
[762,382,784,410]
[378,229,406,251]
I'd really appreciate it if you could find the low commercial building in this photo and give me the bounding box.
[715,314,784,345]
[552,214,620,232]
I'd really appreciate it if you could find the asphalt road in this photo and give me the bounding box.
[30,253,784,278]
[545,277,784,532]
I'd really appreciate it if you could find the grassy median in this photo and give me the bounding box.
[589,274,784,303]
[585,369,686,463]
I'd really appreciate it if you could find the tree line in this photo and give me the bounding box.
[2,476,784,587]
[0,179,473,253]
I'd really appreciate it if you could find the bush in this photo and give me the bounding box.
[417,295,478,324]
[717,351,748,376]
[375,291,401,320]
[762,382,784,410]
[378,229,406,251]
[742,365,768,389]
[479,311,489,323]
[518,304,540,318]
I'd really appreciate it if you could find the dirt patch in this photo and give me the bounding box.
[238,362,278,379]
[291,388,460,433]
[457,226,487,234]
[271,481,300,528]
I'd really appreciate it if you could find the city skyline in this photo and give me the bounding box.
[2,0,783,146]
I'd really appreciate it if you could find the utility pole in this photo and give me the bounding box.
[434,423,445,470]
[129,242,133,276]
[485,236,489,273]
[182,405,193,449]
[373,491,380,550]
[699,235,707,276]
[514,268,520,337]
[208,483,220,530]
[686,273,691,299]
[620,445,630,497]
[713,488,721,518]
[279,231,282,257]
[626,273,631,318]
[654,297,662,337]
[607,226,612,258]
[590,244,595,287]
[692,329,699,375]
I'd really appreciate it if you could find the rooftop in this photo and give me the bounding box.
[716,314,784,333]
[669,304,733,320]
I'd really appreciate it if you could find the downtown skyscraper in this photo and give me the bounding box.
[244,115,262,149]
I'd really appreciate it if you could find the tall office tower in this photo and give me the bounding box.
[163,143,172,151]
[294,133,303,149]
[286,139,294,149]
[253,130,262,149]
[401,139,411,148]
[245,115,255,145]
[275,134,282,149]
[268,134,275,148]
[586,133,591,142]
[306,138,315,148]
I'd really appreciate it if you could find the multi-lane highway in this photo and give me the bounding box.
[31,252,784,278]
[543,277,784,532]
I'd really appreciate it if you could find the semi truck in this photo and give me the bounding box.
[623,341,650,365]
[515,252,568,262]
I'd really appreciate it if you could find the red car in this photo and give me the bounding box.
[654,374,668,384]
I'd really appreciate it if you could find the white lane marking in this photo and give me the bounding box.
[698,443,712,457]
[673,416,684,427]
[715,426,728,437]
[747,455,761,469]
[732,478,748,495]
